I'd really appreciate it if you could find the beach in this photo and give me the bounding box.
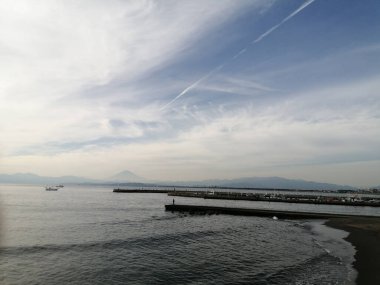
[326,217,380,285]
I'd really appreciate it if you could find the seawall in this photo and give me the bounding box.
[165,204,379,219]
[168,191,380,207]
[113,189,170,193]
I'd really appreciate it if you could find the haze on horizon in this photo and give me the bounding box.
[1,0,380,187]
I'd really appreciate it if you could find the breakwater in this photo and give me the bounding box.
[165,204,379,219]
[113,189,170,193]
[168,190,380,207]
[112,188,380,207]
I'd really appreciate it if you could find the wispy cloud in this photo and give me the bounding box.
[160,0,315,110]
[253,0,315,43]
[1,0,380,187]
[196,75,279,96]
[0,0,258,154]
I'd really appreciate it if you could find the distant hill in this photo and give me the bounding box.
[0,173,99,185]
[0,170,146,185]
[0,172,357,191]
[220,177,356,190]
[167,176,357,191]
[108,170,146,183]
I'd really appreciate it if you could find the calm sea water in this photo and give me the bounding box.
[2,184,377,284]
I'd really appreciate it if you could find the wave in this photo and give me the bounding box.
[261,252,343,285]
[0,228,227,257]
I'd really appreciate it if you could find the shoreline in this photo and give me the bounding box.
[165,204,380,284]
[326,217,380,285]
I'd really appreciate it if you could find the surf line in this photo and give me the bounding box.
[160,0,316,111]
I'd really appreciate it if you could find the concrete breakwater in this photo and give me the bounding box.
[168,190,380,207]
[165,204,379,219]
[113,189,170,193]
[112,188,380,207]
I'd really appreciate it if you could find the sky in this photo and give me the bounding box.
[1,0,380,187]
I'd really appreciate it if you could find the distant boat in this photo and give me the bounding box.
[56,185,64,188]
[45,186,58,191]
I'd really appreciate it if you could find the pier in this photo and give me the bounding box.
[165,204,379,219]
[112,188,380,207]
[168,190,380,207]
[113,189,171,193]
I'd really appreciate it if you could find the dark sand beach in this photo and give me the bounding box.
[326,217,380,285]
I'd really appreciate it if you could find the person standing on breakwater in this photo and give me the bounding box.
[173,199,175,205]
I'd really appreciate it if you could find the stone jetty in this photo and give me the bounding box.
[165,204,379,219]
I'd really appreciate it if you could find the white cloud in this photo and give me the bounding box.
[1,1,379,187]
[4,75,379,186]
[195,75,278,97]
[0,0,269,156]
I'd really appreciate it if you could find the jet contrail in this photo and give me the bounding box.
[161,0,316,111]
[160,64,225,111]
[253,0,315,44]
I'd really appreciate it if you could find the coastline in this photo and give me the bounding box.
[326,217,380,285]
[165,204,380,284]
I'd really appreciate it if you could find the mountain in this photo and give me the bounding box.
[0,171,145,185]
[219,177,356,190]
[108,170,145,183]
[0,170,145,185]
[0,173,99,185]
[166,176,357,191]
[0,172,357,191]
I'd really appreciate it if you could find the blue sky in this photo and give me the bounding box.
[1,0,380,186]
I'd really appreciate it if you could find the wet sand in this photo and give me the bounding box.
[326,217,380,285]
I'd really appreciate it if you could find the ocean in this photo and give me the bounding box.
[1,184,378,285]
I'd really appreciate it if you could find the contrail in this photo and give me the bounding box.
[253,0,315,44]
[160,64,225,111]
[161,0,316,111]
